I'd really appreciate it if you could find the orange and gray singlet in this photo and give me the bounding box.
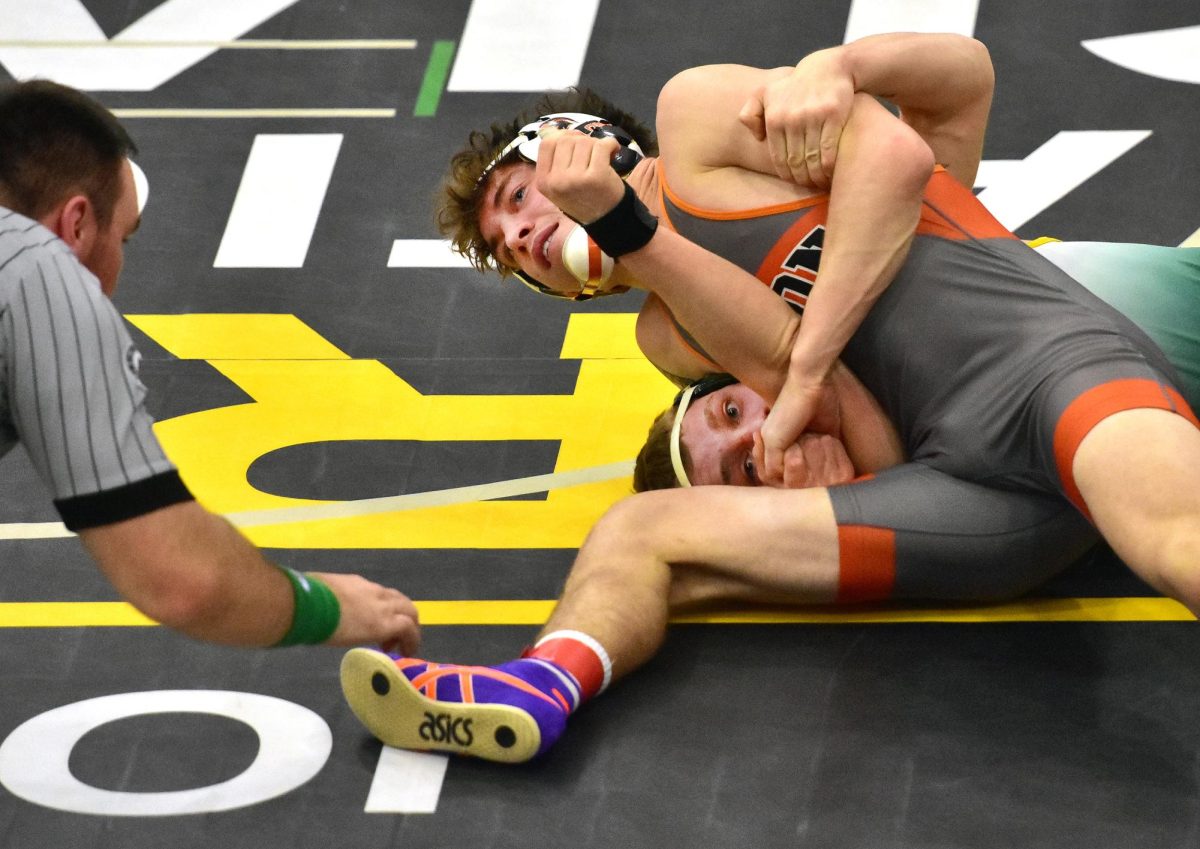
[0,207,192,530]
[659,168,1199,602]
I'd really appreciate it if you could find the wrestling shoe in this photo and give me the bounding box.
[340,648,574,763]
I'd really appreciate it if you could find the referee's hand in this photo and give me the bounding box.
[316,572,421,655]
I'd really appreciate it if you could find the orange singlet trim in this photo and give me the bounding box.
[836,526,897,603]
[667,319,722,371]
[658,170,826,222]
[1054,378,1200,518]
[915,169,1017,242]
[657,190,676,231]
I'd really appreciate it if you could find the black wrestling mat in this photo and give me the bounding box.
[2,1,1199,846]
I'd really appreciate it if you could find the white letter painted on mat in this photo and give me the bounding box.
[0,0,302,91]
[0,691,330,816]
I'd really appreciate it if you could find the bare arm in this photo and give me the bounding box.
[658,89,934,479]
[80,500,420,651]
[737,32,993,188]
[757,94,933,478]
[539,99,926,472]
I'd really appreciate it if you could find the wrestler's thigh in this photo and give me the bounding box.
[828,464,1099,601]
[654,485,842,608]
[1073,408,1200,587]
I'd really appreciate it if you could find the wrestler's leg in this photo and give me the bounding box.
[340,485,842,762]
[543,484,841,681]
[544,463,1099,679]
[1072,407,1200,614]
[820,464,1099,602]
[341,466,1099,762]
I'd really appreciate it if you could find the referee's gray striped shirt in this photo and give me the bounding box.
[0,207,191,529]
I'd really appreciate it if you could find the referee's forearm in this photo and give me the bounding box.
[80,502,295,646]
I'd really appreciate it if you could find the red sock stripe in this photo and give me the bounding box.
[528,637,604,701]
[1054,378,1200,518]
[837,525,896,602]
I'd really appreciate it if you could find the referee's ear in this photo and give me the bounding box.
[45,194,98,260]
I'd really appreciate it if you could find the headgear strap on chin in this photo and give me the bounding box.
[668,373,740,487]
[483,112,644,301]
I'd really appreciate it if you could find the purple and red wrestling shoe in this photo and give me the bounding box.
[340,648,577,763]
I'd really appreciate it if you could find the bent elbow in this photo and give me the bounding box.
[962,37,996,96]
[891,122,937,190]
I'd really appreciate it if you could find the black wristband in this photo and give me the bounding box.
[581,182,659,257]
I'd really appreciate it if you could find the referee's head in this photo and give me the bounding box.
[0,80,142,295]
[0,80,136,231]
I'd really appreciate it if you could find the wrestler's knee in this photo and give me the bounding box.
[579,493,660,558]
[1143,524,1200,615]
[565,492,676,593]
[1073,409,1200,598]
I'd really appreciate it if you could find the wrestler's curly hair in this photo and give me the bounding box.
[436,87,658,278]
[632,406,684,492]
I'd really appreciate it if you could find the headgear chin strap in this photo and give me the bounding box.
[482,112,644,301]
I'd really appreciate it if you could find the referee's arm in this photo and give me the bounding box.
[80,502,294,645]
[3,243,419,653]
[79,505,420,650]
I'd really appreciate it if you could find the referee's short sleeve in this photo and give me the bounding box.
[0,211,194,529]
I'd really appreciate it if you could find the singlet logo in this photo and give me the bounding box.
[770,225,823,313]
[418,711,474,746]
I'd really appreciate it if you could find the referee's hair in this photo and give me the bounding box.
[0,79,137,227]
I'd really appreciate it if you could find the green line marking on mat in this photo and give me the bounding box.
[414,40,456,117]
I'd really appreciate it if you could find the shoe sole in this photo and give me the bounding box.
[340,648,542,763]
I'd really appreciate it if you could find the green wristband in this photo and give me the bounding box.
[276,568,341,646]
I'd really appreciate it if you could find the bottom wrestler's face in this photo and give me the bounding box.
[477,162,587,297]
[680,383,854,489]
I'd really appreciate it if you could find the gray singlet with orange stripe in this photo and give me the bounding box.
[659,169,1198,602]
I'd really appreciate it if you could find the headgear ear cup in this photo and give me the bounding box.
[582,123,642,176]
[560,225,614,296]
[609,146,641,177]
[478,111,642,300]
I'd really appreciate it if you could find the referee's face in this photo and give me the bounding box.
[86,160,140,297]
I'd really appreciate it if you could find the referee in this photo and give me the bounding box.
[0,80,419,652]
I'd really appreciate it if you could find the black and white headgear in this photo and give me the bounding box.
[478,112,645,301]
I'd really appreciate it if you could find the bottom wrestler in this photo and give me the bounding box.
[638,240,1200,596]
[338,243,1199,763]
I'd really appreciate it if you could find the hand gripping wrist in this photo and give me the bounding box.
[275,567,341,646]
[581,182,658,257]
